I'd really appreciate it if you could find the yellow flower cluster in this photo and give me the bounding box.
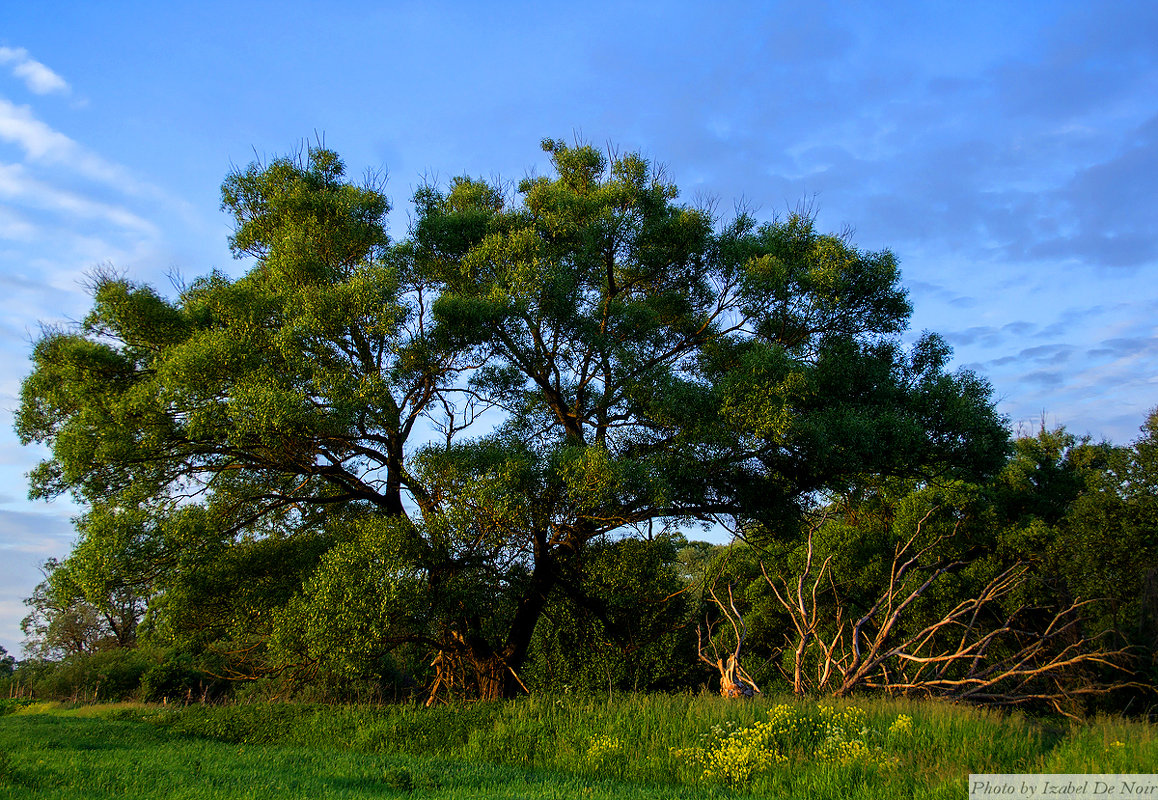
[822,738,878,765]
[672,718,789,785]
[815,704,901,769]
[585,734,622,768]
[888,714,914,737]
[673,703,913,786]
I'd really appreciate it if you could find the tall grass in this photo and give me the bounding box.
[1,694,1155,798]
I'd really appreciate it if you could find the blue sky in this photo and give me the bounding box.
[0,1,1155,655]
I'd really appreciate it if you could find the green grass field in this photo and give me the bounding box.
[0,695,1154,799]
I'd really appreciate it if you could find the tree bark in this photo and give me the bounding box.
[426,550,559,702]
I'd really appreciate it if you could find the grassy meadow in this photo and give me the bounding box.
[0,695,1154,799]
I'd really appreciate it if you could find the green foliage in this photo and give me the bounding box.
[20,558,129,660]
[1039,413,1158,690]
[694,417,1157,709]
[269,515,428,681]
[138,651,224,703]
[524,535,701,694]
[12,648,152,702]
[16,138,1008,700]
[2,646,236,705]
[0,699,34,717]
[157,524,333,652]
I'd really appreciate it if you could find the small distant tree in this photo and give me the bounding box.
[21,561,103,659]
[0,645,15,676]
[19,557,142,660]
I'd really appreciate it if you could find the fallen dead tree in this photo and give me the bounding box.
[761,509,1140,716]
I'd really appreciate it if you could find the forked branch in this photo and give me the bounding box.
[698,581,760,698]
[764,515,1139,712]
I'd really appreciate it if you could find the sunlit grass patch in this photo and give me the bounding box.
[1037,714,1158,773]
[2,694,1156,798]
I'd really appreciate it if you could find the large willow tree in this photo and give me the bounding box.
[16,139,1007,698]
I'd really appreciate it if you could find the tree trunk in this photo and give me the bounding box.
[494,565,554,697]
[718,655,759,698]
[427,550,558,703]
[384,445,406,516]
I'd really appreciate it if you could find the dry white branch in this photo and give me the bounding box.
[698,580,760,698]
[763,516,1139,710]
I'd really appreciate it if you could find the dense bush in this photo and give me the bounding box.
[7,648,153,701]
[139,651,230,703]
[523,536,705,696]
[0,647,234,703]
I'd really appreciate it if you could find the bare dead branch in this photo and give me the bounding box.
[760,519,1138,709]
[698,577,760,698]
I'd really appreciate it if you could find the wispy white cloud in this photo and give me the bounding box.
[0,98,147,191]
[0,47,69,96]
[0,62,181,584]
[0,97,73,160]
[0,162,157,235]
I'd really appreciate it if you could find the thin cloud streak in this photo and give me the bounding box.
[0,47,69,95]
[0,98,156,193]
[0,163,157,235]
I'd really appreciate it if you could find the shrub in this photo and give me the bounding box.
[23,649,152,701]
[140,654,208,703]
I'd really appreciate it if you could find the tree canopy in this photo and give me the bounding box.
[16,139,1008,698]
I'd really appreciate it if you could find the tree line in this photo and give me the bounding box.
[8,140,1151,711]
